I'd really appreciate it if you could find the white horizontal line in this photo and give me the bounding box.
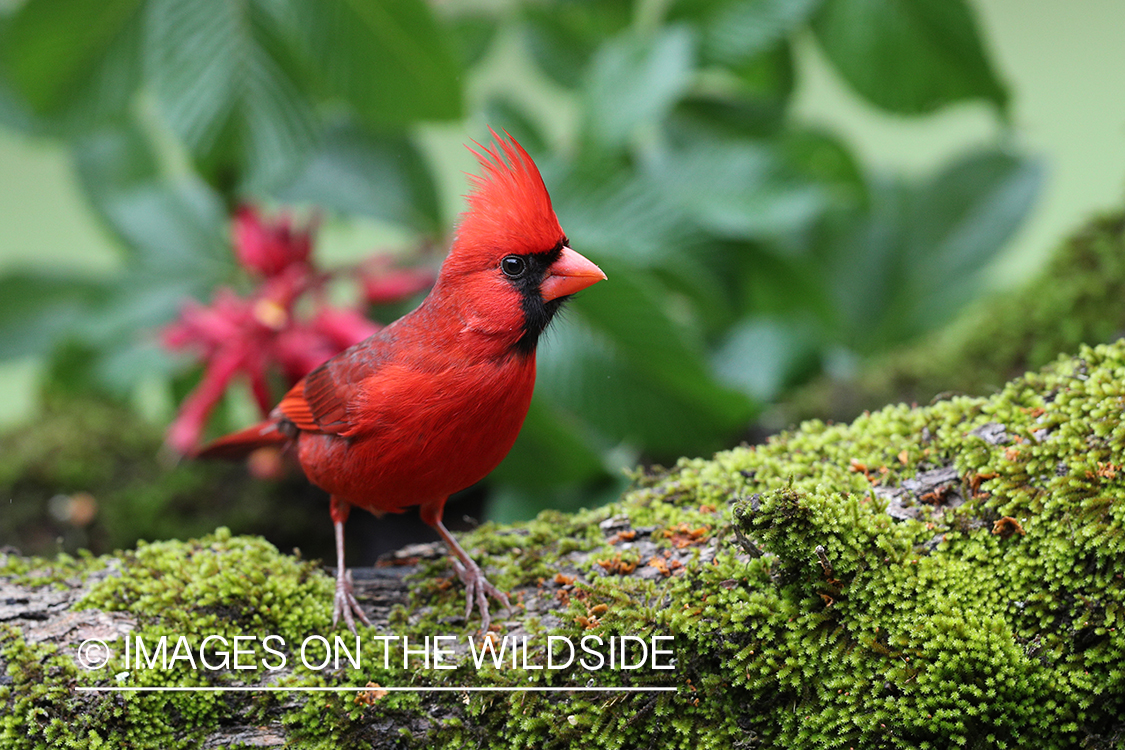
[76,686,677,693]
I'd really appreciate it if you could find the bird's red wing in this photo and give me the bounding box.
[276,378,321,432]
[275,324,405,437]
[275,363,352,435]
[302,363,352,433]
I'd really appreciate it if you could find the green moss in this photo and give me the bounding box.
[78,527,334,636]
[5,342,1125,747]
[0,547,104,588]
[0,530,337,749]
[0,623,220,750]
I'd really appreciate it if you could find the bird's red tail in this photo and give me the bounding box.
[194,419,289,460]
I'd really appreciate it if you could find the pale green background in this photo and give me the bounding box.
[1,0,1123,426]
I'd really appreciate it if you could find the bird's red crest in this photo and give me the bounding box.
[454,131,563,259]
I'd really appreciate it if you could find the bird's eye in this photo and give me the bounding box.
[500,255,526,278]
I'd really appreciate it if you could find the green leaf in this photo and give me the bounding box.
[728,41,795,100]
[89,339,176,394]
[653,139,825,241]
[537,308,755,456]
[277,122,442,233]
[551,160,697,268]
[814,179,908,345]
[669,92,786,142]
[666,43,796,141]
[292,0,462,126]
[480,98,549,157]
[492,400,606,490]
[739,248,832,321]
[669,0,820,67]
[583,26,695,150]
[69,179,232,393]
[3,114,228,390]
[555,152,749,334]
[651,243,743,335]
[575,261,713,398]
[0,272,110,359]
[811,0,1007,115]
[104,178,231,282]
[900,149,1042,330]
[711,316,823,401]
[536,262,756,455]
[73,123,232,323]
[449,13,500,69]
[0,0,144,131]
[818,150,1041,349]
[144,0,318,191]
[74,123,160,194]
[38,339,176,400]
[780,127,868,211]
[0,16,40,134]
[73,122,161,256]
[0,74,39,134]
[521,0,633,89]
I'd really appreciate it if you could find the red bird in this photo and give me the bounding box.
[198,134,606,632]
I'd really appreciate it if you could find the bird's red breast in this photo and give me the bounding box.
[292,346,537,515]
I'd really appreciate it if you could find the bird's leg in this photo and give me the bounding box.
[330,496,371,633]
[427,517,511,633]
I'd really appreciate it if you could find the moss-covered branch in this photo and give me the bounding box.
[4,341,1125,748]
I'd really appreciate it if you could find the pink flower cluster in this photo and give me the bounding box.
[163,206,435,454]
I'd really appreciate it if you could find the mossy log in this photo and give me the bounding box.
[4,341,1125,749]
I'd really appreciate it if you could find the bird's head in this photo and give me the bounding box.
[436,132,606,355]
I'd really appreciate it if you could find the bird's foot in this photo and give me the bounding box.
[451,558,511,634]
[332,568,372,634]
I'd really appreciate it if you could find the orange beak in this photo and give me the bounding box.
[540,247,607,301]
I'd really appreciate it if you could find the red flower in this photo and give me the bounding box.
[270,308,379,385]
[360,255,436,304]
[163,205,432,455]
[307,306,382,351]
[233,205,314,278]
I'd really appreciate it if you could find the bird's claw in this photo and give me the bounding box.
[453,558,510,633]
[332,568,372,634]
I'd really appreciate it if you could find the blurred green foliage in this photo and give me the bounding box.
[788,211,1125,423]
[0,0,1039,521]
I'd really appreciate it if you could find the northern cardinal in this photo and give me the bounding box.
[198,133,606,632]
